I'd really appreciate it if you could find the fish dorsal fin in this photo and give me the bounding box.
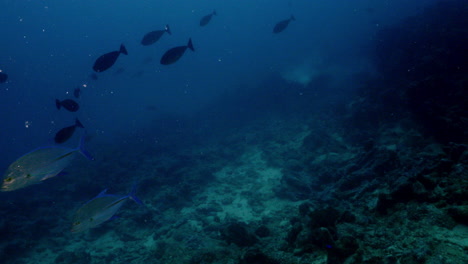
[97,189,108,197]
[187,38,195,52]
[119,44,128,55]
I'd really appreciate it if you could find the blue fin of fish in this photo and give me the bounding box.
[129,183,144,205]
[78,136,94,161]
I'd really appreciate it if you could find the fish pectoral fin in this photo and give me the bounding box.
[41,173,58,181]
[39,169,67,181]
[40,176,52,181]
[109,215,120,221]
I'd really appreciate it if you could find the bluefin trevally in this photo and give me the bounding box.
[1,137,93,192]
[71,185,143,233]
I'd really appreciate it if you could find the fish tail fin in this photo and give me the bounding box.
[75,118,84,128]
[187,38,195,52]
[129,184,144,205]
[120,44,128,55]
[78,135,94,160]
[165,24,172,35]
[55,99,61,110]
[291,15,296,21]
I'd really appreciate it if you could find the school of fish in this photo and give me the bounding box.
[1,8,296,233]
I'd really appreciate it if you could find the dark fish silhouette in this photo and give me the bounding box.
[55,119,84,144]
[73,87,81,98]
[0,72,8,83]
[56,99,80,112]
[93,44,128,73]
[200,10,217,27]
[273,15,295,33]
[160,38,195,65]
[141,25,171,46]
[89,73,98,80]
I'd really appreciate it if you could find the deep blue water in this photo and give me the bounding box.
[0,0,436,165]
[3,0,464,263]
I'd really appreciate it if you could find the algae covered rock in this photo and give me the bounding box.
[220,222,258,247]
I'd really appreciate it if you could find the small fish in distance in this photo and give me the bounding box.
[273,15,295,34]
[93,44,128,73]
[160,38,195,65]
[141,25,171,46]
[0,72,8,83]
[54,118,84,144]
[200,10,217,27]
[71,185,143,233]
[73,87,81,98]
[89,73,98,80]
[1,136,93,192]
[56,99,79,112]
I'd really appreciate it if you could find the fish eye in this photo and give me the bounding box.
[4,177,12,182]
[73,221,81,226]
[26,174,32,178]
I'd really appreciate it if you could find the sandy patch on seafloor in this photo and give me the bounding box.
[188,147,291,224]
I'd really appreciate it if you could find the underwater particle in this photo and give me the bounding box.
[160,38,195,65]
[24,120,31,128]
[273,15,295,33]
[200,10,217,26]
[93,44,128,72]
[141,24,171,46]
